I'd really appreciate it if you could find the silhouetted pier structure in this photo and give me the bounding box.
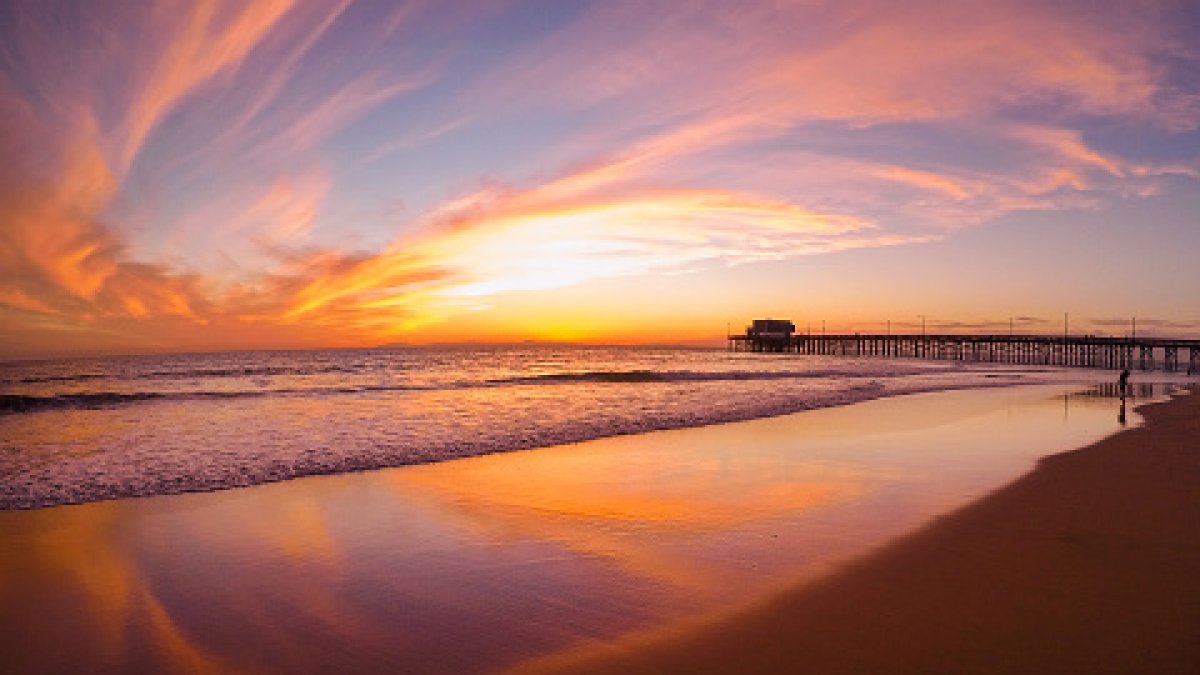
[729,324,1200,373]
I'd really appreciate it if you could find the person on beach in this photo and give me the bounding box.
[1118,368,1130,399]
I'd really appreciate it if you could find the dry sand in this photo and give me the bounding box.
[522,387,1200,675]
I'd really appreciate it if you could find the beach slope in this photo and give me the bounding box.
[526,387,1200,675]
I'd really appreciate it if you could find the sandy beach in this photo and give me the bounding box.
[521,386,1200,674]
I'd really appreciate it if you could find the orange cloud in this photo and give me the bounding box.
[418,187,887,298]
[1,0,1197,356]
[0,1,446,353]
[872,166,975,201]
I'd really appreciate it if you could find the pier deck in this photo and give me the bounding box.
[728,333,1200,373]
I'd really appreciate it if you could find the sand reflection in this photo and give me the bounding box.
[391,434,872,596]
[0,503,230,673]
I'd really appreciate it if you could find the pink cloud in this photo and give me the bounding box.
[1,0,1197,355]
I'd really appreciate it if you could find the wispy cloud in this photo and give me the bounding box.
[114,0,299,170]
[1090,317,1200,331]
[1,0,1198,355]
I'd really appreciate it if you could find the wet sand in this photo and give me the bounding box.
[521,387,1200,674]
[0,384,1173,673]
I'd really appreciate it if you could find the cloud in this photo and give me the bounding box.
[1,0,1198,355]
[0,1,449,352]
[478,0,1196,127]
[113,0,299,170]
[425,187,905,297]
[1089,317,1200,330]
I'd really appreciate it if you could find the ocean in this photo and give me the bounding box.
[0,346,1104,509]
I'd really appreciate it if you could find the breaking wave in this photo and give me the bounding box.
[1,368,941,415]
[489,368,926,386]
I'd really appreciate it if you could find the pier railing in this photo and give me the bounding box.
[727,333,1200,373]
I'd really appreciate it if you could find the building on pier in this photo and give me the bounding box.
[748,319,795,338]
[739,319,795,352]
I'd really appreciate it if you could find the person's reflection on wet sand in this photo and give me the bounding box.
[1117,369,1130,426]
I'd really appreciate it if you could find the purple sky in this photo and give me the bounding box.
[2,0,1199,356]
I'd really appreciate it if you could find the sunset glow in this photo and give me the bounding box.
[2,0,1198,357]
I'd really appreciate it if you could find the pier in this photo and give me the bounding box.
[728,321,1200,373]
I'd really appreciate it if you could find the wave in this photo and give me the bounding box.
[0,392,168,413]
[0,385,423,414]
[488,368,922,385]
[138,363,369,380]
[493,370,667,384]
[2,373,108,385]
[0,367,980,415]
[0,363,370,386]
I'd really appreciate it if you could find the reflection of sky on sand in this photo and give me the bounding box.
[0,503,232,673]
[391,436,875,595]
[0,385,1150,674]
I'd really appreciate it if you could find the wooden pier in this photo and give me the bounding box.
[728,331,1200,373]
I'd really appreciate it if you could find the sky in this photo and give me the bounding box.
[1,0,1199,358]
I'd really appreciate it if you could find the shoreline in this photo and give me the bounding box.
[518,386,1200,674]
[1,373,1138,511]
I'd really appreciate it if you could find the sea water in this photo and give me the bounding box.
[0,345,1120,509]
